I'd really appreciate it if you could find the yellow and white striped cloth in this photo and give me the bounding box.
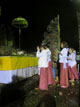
[0,56,38,70]
[0,56,38,84]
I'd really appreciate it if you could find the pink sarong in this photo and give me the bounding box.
[39,67,48,90]
[68,66,74,80]
[60,63,69,87]
[71,65,79,80]
[47,61,56,85]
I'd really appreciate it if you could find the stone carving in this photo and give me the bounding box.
[42,15,60,75]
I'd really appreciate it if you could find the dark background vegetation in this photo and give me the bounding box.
[0,0,79,51]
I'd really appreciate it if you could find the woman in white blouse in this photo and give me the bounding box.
[36,45,48,90]
[67,48,78,82]
[57,41,69,88]
[45,45,56,85]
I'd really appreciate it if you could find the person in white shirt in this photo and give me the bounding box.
[67,48,79,82]
[36,45,48,90]
[57,41,69,88]
[45,45,56,85]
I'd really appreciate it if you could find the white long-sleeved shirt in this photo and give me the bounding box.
[46,48,51,62]
[36,50,48,68]
[59,48,68,63]
[68,52,76,68]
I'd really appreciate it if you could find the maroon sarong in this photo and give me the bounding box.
[47,61,56,85]
[60,63,69,87]
[39,67,48,90]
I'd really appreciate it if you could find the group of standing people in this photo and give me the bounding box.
[58,41,78,88]
[36,41,79,90]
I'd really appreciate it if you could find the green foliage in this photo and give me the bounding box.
[72,0,80,11]
[0,24,7,45]
[0,24,14,46]
[12,17,28,49]
[0,46,16,56]
[12,17,28,28]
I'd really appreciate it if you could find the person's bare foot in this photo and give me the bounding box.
[69,80,74,83]
[61,86,68,88]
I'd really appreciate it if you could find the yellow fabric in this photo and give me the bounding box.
[0,56,38,70]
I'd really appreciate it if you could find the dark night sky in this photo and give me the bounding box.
[0,0,79,51]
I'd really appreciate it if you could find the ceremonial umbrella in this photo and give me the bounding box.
[12,17,28,49]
